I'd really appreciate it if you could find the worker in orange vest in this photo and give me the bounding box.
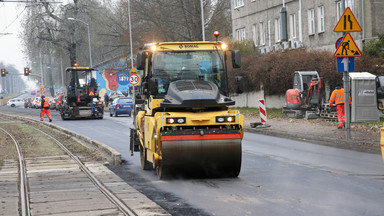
[40,95,52,122]
[329,84,350,129]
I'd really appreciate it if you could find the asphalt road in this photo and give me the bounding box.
[1,103,384,216]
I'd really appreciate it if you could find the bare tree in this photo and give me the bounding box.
[128,0,231,42]
[20,0,232,88]
[21,0,120,86]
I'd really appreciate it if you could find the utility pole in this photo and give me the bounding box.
[200,0,205,41]
[341,0,351,139]
[127,0,138,129]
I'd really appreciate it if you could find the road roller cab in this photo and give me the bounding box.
[130,38,244,179]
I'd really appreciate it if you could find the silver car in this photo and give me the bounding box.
[7,98,24,107]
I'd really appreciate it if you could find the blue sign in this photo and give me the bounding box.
[117,72,130,85]
[337,57,354,72]
[199,60,212,73]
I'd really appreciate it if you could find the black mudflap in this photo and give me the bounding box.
[130,128,140,155]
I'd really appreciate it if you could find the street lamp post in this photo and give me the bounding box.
[68,18,93,68]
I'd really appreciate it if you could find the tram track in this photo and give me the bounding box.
[0,126,30,216]
[0,123,159,216]
[33,127,137,216]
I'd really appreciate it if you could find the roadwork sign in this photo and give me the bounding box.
[334,33,361,57]
[334,7,362,32]
[130,67,137,74]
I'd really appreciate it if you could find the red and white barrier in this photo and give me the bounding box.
[259,99,267,124]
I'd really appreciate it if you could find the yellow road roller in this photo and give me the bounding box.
[130,35,244,179]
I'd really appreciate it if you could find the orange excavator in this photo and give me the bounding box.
[283,71,326,118]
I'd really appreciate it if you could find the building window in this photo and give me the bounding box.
[336,1,342,19]
[337,0,354,19]
[318,6,324,33]
[308,9,315,35]
[236,28,246,41]
[267,20,271,46]
[259,22,265,45]
[346,0,354,10]
[234,0,244,8]
[275,18,281,42]
[252,24,258,46]
[289,13,296,39]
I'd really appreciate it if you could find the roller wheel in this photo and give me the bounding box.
[225,154,242,178]
[156,161,169,180]
[227,167,241,178]
[109,112,112,117]
[140,146,152,170]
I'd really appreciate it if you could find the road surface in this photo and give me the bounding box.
[1,104,384,216]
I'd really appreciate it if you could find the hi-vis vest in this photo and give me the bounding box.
[329,88,345,105]
[43,98,49,108]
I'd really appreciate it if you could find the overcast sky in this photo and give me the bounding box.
[0,2,26,74]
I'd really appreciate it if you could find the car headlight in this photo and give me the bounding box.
[166,117,186,124]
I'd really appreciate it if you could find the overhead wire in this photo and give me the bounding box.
[0,5,26,36]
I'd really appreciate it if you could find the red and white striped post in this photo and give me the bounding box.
[259,99,267,124]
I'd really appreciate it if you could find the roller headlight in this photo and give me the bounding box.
[216,116,235,123]
[217,117,225,123]
[227,116,235,122]
[166,117,186,124]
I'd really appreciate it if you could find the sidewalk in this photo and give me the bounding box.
[244,117,381,154]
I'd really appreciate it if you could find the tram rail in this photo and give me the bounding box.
[0,124,137,216]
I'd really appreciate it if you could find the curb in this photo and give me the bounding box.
[244,126,380,154]
[0,113,122,165]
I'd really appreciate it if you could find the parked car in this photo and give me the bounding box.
[50,97,59,110]
[109,91,125,102]
[7,98,24,107]
[56,94,65,111]
[32,97,41,109]
[109,97,133,117]
[48,97,58,110]
[24,98,33,108]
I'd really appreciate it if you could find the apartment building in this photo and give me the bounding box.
[231,0,384,54]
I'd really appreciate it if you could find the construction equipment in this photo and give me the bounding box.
[60,66,104,120]
[376,75,384,113]
[130,38,244,179]
[283,71,328,119]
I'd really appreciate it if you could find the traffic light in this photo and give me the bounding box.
[24,67,30,76]
[72,61,78,67]
[1,69,5,77]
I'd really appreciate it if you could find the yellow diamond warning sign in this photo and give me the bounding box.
[334,33,361,57]
[334,7,362,32]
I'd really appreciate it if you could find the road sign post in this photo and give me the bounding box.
[334,7,362,139]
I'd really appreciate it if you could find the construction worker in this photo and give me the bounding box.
[40,95,52,122]
[329,84,350,129]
